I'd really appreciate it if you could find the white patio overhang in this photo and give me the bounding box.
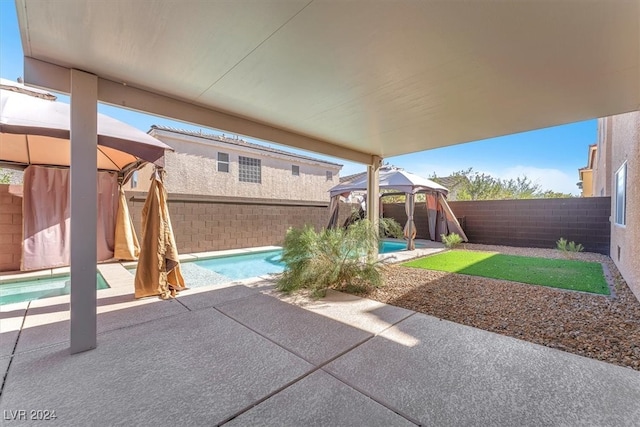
[13,0,640,353]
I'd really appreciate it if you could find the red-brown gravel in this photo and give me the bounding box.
[354,245,640,371]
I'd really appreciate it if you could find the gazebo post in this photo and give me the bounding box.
[366,156,382,259]
[69,69,98,354]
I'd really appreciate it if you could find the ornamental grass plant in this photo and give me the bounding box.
[277,220,385,297]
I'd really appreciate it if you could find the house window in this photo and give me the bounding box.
[326,171,333,181]
[130,171,138,189]
[217,152,229,172]
[614,162,626,225]
[292,165,300,176]
[239,156,261,183]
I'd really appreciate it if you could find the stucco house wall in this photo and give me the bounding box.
[120,163,154,192]
[130,127,341,202]
[597,113,639,301]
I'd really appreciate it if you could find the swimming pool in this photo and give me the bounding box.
[127,250,285,288]
[194,250,285,281]
[127,240,415,289]
[193,240,409,279]
[161,240,412,288]
[0,273,109,305]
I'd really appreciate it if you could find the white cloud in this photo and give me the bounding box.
[404,163,460,179]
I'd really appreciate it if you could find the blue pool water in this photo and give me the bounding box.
[0,273,109,305]
[191,241,409,281]
[380,240,410,253]
[194,250,285,281]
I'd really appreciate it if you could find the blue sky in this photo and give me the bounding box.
[0,1,595,195]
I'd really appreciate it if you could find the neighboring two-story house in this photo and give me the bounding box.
[577,144,597,197]
[125,126,342,202]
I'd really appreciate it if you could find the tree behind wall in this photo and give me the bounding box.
[432,168,573,200]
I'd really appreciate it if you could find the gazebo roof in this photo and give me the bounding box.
[0,79,173,171]
[329,166,448,197]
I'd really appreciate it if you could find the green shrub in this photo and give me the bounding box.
[277,220,384,298]
[556,237,584,258]
[441,233,463,249]
[343,208,364,228]
[345,209,403,239]
[379,217,404,238]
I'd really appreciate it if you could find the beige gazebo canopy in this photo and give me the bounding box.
[0,79,177,269]
[329,166,467,250]
[0,79,172,171]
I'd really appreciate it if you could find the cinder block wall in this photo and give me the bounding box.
[127,192,355,254]
[383,197,611,254]
[0,185,23,272]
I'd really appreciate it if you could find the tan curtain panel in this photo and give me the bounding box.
[114,186,140,260]
[439,195,469,242]
[96,172,119,260]
[403,193,416,250]
[22,166,70,270]
[134,173,186,299]
[22,165,118,271]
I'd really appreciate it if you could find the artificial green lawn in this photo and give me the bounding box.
[403,250,610,295]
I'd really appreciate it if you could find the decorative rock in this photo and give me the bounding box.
[353,244,640,371]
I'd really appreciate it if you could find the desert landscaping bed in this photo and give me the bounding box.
[355,244,640,371]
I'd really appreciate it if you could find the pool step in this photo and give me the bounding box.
[179,263,233,288]
[98,264,135,289]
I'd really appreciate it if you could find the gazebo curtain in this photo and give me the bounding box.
[114,186,140,260]
[439,193,469,241]
[403,193,416,250]
[425,192,438,241]
[424,192,468,242]
[327,195,340,229]
[22,165,118,271]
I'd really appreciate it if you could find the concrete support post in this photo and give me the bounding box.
[69,69,98,354]
[367,155,382,259]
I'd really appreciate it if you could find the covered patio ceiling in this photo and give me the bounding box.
[15,0,640,164]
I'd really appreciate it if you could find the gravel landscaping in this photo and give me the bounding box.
[354,244,640,371]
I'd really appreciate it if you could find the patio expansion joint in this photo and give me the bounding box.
[0,300,30,400]
[215,304,420,426]
[317,311,422,426]
[173,297,193,312]
[319,368,423,426]
[175,286,263,312]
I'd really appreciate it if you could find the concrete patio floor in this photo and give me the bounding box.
[1,276,640,426]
